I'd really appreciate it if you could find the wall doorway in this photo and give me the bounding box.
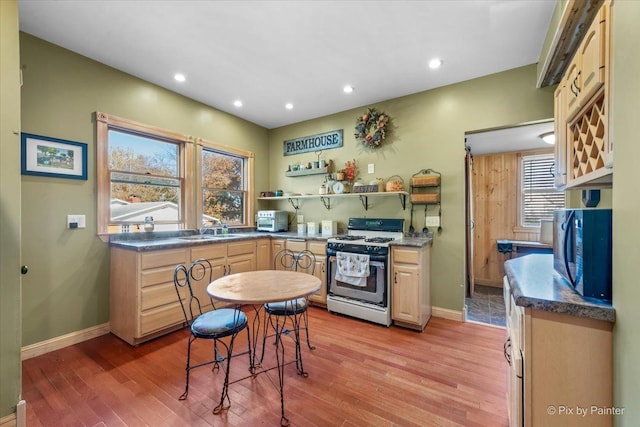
[463,119,554,325]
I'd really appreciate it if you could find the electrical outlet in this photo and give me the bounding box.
[425,216,440,227]
[67,214,86,229]
[367,163,374,174]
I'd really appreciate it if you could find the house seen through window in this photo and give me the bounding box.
[109,130,182,232]
[96,112,254,239]
[520,153,565,227]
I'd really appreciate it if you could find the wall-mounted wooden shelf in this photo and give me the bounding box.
[285,166,330,177]
[257,191,409,211]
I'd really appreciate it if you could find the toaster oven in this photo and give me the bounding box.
[256,210,289,232]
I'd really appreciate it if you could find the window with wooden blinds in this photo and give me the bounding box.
[521,153,565,227]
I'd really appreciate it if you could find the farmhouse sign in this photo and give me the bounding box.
[283,129,343,156]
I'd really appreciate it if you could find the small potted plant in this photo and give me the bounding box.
[344,159,357,183]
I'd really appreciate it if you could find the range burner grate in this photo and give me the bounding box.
[335,235,366,241]
[364,237,395,243]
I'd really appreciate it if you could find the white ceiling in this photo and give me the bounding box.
[465,120,555,155]
[18,0,556,130]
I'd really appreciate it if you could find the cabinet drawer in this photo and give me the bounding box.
[392,248,419,264]
[227,241,255,257]
[141,249,187,269]
[191,244,226,261]
[307,241,326,255]
[140,266,176,288]
[286,239,307,252]
[141,282,185,311]
[140,303,184,335]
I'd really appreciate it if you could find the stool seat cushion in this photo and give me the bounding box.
[265,298,308,315]
[191,308,247,338]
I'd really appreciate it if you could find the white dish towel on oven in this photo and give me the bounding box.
[335,251,370,287]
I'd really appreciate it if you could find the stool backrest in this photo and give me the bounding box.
[273,248,316,275]
[173,258,214,325]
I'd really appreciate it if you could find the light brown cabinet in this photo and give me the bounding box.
[255,238,271,270]
[306,241,327,306]
[555,1,612,188]
[553,82,567,189]
[271,238,286,267]
[110,240,256,345]
[391,245,431,331]
[504,278,613,427]
[282,239,327,305]
[110,247,189,345]
[190,240,256,310]
[566,11,606,120]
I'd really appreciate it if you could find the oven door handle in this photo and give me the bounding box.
[328,255,387,264]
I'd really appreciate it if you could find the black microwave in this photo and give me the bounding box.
[553,209,612,301]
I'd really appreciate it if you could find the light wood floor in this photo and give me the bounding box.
[22,307,508,426]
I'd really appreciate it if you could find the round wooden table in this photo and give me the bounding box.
[207,270,321,426]
[207,270,321,304]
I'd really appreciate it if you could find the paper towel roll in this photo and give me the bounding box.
[540,220,553,244]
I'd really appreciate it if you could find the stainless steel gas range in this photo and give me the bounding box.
[326,218,404,326]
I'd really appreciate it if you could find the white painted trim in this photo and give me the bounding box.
[0,413,16,427]
[431,306,464,322]
[15,401,25,427]
[21,323,110,360]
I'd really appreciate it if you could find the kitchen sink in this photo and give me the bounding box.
[177,234,242,240]
[176,234,219,240]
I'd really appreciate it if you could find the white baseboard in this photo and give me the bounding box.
[431,306,464,322]
[21,323,110,360]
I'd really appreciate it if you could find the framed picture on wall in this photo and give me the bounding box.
[21,133,88,180]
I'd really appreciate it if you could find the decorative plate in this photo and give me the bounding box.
[332,182,345,194]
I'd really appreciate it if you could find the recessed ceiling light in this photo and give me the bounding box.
[285,103,294,110]
[343,85,354,94]
[428,59,443,69]
[233,100,243,107]
[174,73,186,82]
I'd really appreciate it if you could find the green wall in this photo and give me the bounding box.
[267,65,555,311]
[0,0,23,418]
[7,3,640,424]
[612,1,640,424]
[19,33,269,346]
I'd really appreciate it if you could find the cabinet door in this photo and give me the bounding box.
[255,238,271,270]
[191,244,227,310]
[392,263,420,324]
[308,254,327,305]
[227,253,254,275]
[271,239,285,269]
[579,15,605,104]
[565,59,581,119]
[553,82,567,189]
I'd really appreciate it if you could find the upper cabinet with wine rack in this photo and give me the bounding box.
[554,0,612,189]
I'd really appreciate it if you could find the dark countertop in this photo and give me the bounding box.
[109,230,433,251]
[391,235,433,248]
[497,239,552,249]
[504,254,615,323]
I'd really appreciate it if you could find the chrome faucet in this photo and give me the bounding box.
[199,223,214,236]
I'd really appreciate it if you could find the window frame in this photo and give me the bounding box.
[518,151,566,228]
[195,137,254,229]
[96,112,194,241]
